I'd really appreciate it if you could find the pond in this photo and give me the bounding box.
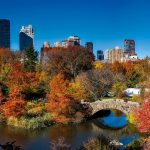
[0,109,139,150]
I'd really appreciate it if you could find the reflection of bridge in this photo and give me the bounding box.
[91,121,136,140]
[82,99,140,115]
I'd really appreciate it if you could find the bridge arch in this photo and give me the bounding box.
[81,99,140,115]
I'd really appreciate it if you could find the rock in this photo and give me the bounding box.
[109,140,123,146]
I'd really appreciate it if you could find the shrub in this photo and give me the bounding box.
[25,102,47,117]
[2,99,26,118]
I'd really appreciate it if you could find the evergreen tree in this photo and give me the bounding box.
[24,46,38,72]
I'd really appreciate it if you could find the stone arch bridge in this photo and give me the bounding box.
[81,99,140,115]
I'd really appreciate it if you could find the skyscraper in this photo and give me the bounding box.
[124,39,135,56]
[0,19,10,48]
[85,42,93,53]
[19,25,34,51]
[97,50,104,60]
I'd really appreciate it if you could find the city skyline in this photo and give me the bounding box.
[0,0,150,58]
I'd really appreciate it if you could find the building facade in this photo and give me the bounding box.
[19,25,34,51]
[0,19,10,48]
[40,41,51,66]
[124,39,135,56]
[105,46,124,63]
[54,41,62,47]
[97,50,104,60]
[67,35,80,46]
[54,35,80,48]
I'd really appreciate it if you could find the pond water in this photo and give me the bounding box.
[0,110,139,150]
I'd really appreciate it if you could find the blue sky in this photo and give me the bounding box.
[0,0,150,58]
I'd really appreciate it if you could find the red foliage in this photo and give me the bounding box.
[135,101,150,133]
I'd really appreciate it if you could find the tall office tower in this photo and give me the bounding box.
[124,39,135,56]
[85,42,93,53]
[0,19,10,48]
[97,50,104,60]
[19,25,34,51]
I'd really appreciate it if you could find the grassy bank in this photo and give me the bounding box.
[7,113,52,130]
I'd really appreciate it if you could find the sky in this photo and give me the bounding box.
[0,0,150,58]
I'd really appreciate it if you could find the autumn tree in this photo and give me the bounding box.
[0,48,15,82]
[44,46,94,79]
[112,61,147,88]
[6,62,39,100]
[123,62,143,87]
[94,60,104,69]
[47,74,76,123]
[111,61,125,75]
[111,73,127,98]
[75,68,114,101]
[2,99,26,118]
[134,101,150,134]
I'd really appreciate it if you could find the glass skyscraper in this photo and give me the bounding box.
[0,19,10,48]
[19,25,34,51]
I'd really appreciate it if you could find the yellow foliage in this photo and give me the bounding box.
[132,95,143,102]
[94,61,104,69]
[28,106,43,115]
[70,81,86,101]
[38,71,48,82]
[127,112,136,125]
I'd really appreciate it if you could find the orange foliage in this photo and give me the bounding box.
[111,61,125,74]
[2,99,26,118]
[6,62,39,99]
[47,74,74,123]
[0,48,14,65]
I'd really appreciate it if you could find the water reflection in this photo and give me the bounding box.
[101,109,127,128]
[0,109,139,150]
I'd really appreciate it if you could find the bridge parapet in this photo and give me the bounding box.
[81,99,140,115]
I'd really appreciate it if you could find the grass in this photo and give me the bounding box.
[7,113,51,130]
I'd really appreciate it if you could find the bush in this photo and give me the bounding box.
[2,99,26,118]
[25,102,47,117]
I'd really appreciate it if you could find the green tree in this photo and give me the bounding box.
[24,46,38,72]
